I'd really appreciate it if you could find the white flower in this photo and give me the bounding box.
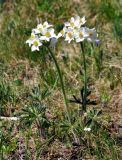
[86,28,99,43]
[31,38,42,51]
[65,16,86,29]
[26,21,58,50]
[84,127,91,132]
[65,28,74,43]
[74,27,88,42]
[60,16,87,43]
[26,33,36,47]
[39,28,56,42]
[33,21,53,34]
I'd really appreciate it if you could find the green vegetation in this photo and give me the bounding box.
[0,0,122,159]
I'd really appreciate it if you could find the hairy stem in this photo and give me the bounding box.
[80,42,87,112]
[47,47,79,144]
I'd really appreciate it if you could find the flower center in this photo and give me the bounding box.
[67,32,73,39]
[33,41,38,46]
[45,32,51,37]
[31,34,35,39]
[74,27,78,30]
[70,22,75,27]
[79,32,83,38]
[89,32,93,37]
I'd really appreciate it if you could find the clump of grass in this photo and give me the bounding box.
[0,121,17,159]
[0,80,16,116]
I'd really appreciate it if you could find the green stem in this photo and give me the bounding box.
[47,47,70,122]
[80,42,87,112]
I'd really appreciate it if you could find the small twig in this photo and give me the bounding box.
[0,116,19,121]
[109,64,122,72]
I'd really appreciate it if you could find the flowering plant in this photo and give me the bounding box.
[26,15,99,141]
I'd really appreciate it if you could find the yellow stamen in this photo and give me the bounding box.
[31,34,35,39]
[45,32,51,37]
[79,32,83,38]
[67,32,73,39]
[33,41,38,46]
[70,22,74,27]
[74,27,78,30]
[89,32,93,37]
